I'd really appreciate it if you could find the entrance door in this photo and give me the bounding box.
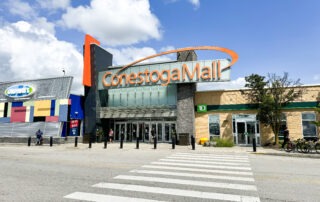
[115,123,125,141]
[235,120,258,145]
[144,122,150,142]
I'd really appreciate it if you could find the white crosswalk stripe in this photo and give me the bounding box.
[64,152,260,202]
[93,183,260,202]
[159,158,250,166]
[129,169,255,182]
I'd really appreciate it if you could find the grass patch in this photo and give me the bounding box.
[215,138,234,147]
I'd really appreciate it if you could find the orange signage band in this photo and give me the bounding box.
[117,46,238,74]
[102,60,224,87]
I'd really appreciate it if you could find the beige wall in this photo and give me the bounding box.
[195,85,320,145]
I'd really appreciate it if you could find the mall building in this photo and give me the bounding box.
[83,35,319,146]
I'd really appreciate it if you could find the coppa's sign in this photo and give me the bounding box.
[5,84,35,98]
[98,46,238,89]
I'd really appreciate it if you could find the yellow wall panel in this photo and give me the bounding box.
[59,99,69,105]
[34,100,51,117]
[0,102,4,117]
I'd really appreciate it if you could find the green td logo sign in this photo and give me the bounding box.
[197,104,207,112]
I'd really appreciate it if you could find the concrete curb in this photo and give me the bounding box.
[250,151,320,159]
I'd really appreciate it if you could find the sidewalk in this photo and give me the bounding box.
[1,141,320,158]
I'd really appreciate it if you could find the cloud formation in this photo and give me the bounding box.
[197,77,246,91]
[61,0,162,46]
[0,20,83,94]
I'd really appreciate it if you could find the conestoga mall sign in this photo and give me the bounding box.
[98,46,238,89]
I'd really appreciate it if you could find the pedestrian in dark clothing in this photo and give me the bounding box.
[281,126,289,149]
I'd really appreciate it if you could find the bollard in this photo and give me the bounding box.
[89,136,92,148]
[75,136,78,147]
[120,136,123,149]
[50,136,53,147]
[154,136,157,149]
[136,137,139,149]
[253,137,257,152]
[191,135,195,150]
[28,136,31,147]
[104,136,107,149]
[172,136,175,149]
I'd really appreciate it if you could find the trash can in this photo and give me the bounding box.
[178,133,190,145]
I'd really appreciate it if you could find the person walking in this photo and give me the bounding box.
[281,126,289,149]
[108,129,114,143]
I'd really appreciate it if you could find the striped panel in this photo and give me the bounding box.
[23,101,34,107]
[11,107,26,122]
[0,102,4,117]
[0,117,10,123]
[50,100,55,116]
[55,99,60,116]
[59,99,69,105]
[25,106,30,122]
[34,100,51,117]
[12,102,23,107]
[29,106,34,122]
[46,116,59,122]
[59,105,68,122]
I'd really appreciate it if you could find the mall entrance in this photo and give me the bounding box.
[233,114,260,146]
[113,121,176,143]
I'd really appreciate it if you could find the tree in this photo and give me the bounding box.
[241,73,303,145]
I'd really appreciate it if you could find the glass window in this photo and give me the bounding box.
[278,113,287,139]
[209,114,220,139]
[302,112,317,137]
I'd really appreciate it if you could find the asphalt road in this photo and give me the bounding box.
[0,143,319,202]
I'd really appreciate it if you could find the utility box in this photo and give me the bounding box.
[178,133,190,145]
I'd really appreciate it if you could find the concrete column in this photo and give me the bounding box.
[176,51,197,141]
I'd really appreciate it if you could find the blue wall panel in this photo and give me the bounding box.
[69,94,84,119]
[12,102,23,107]
[50,100,55,116]
[0,117,10,123]
[59,105,68,122]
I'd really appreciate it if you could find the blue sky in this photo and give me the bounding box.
[0,0,319,94]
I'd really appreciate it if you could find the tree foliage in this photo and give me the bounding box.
[241,73,303,144]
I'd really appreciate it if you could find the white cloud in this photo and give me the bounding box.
[7,0,37,19]
[0,21,83,95]
[197,77,246,91]
[60,0,162,46]
[37,0,71,10]
[313,74,320,82]
[107,46,175,66]
[188,0,200,9]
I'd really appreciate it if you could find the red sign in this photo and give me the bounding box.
[70,120,79,128]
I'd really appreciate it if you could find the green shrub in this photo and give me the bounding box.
[215,138,234,147]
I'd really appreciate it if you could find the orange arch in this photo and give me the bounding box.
[117,46,238,74]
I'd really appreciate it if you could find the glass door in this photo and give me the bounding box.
[236,122,246,144]
[157,123,163,141]
[246,121,256,144]
[132,123,138,141]
[115,123,126,141]
[144,122,150,142]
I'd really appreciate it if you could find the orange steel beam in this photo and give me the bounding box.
[83,34,100,87]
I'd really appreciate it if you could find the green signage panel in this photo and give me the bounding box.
[197,104,207,112]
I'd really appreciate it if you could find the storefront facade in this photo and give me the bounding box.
[195,86,320,146]
[0,76,84,142]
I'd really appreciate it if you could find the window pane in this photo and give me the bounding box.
[302,113,316,120]
[303,121,317,137]
[209,115,220,137]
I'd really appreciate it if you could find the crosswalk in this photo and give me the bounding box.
[64,152,260,202]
